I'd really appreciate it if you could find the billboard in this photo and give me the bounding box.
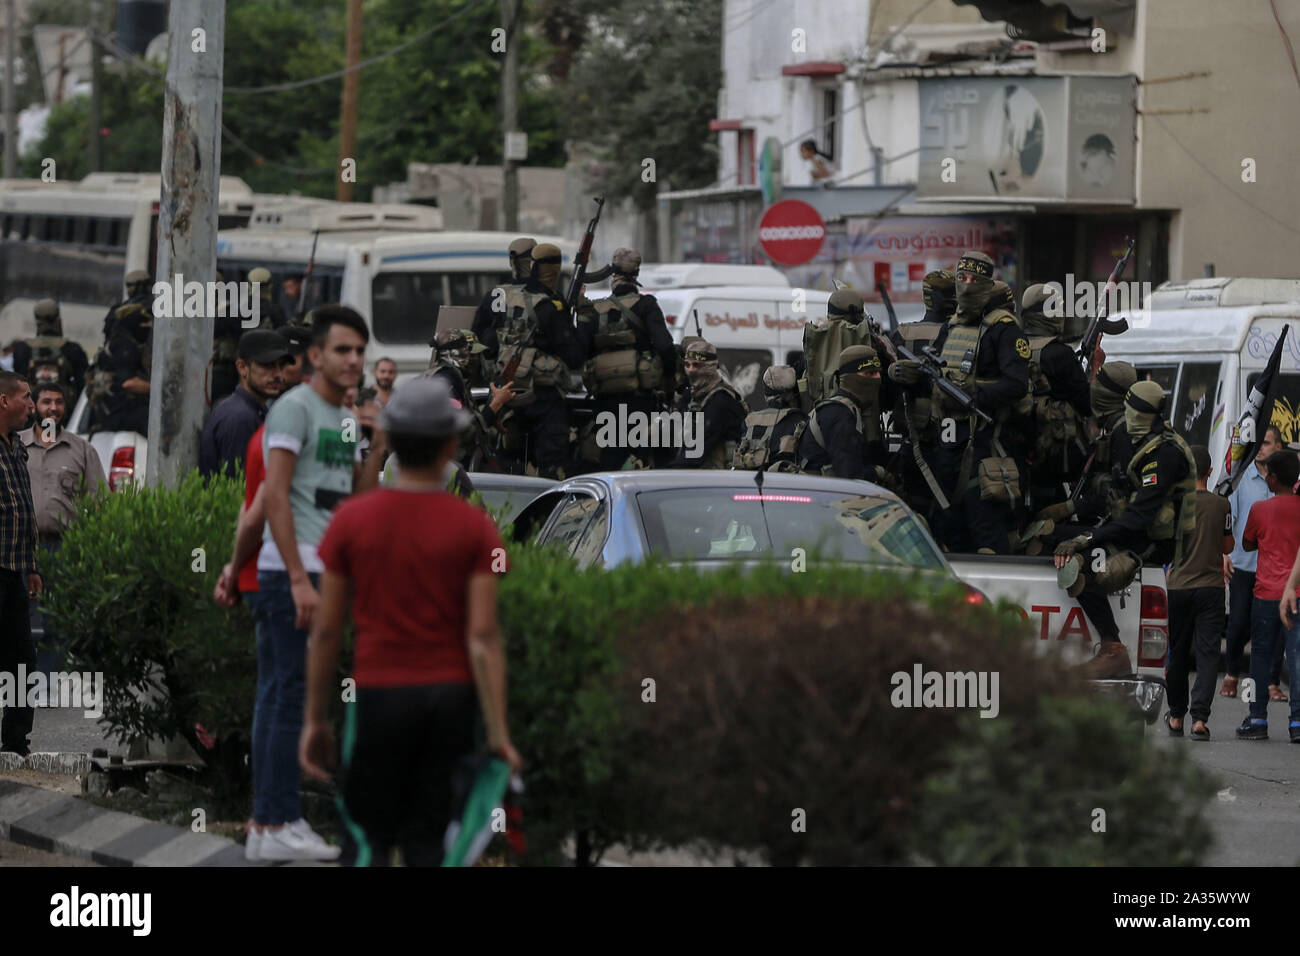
[917,75,1136,203]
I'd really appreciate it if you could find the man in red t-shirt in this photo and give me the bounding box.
[1238,450,1300,739]
[300,376,521,866]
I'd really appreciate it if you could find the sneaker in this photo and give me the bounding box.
[259,823,340,862]
[1289,722,1300,743]
[245,827,263,862]
[1235,717,1268,740]
[286,818,339,857]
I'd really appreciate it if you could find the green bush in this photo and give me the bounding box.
[43,472,255,770]
[499,545,1216,866]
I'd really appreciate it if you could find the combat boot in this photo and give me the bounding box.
[1079,641,1132,679]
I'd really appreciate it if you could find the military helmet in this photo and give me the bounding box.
[683,339,718,363]
[125,269,151,293]
[922,270,956,312]
[836,344,880,375]
[531,243,562,265]
[762,365,797,393]
[1021,283,1052,313]
[612,247,642,276]
[827,289,865,321]
[508,237,536,259]
[248,267,272,285]
[1126,379,1167,414]
[433,328,487,354]
[1096,360,1138,396]
[33,299,59,320]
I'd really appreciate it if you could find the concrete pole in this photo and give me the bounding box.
[88,0,103,172]
[337,0,362,201]
[500,0,520,231]
[146,0,225,488]
[3,0,16,178]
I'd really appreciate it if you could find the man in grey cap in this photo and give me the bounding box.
[575,246,676,469]
[472,237,536,361]
[199,329,292,479]
[11,299,89,402]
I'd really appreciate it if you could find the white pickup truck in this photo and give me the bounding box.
[948,554,1168,725]
[67,390,148,490]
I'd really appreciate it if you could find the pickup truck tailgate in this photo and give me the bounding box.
[946,554,1168,682]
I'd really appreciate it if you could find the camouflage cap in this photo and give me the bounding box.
[955,251,995,278]
[762,365,797,392]
[612,247,642,275]
[248,267,272,284]
[33,299,59,320]
[827,288,865,318]
[836,344,880,375]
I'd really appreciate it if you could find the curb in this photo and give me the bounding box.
[0,779,257,867]
[0,751,92,775]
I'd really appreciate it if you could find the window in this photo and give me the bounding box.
[370,271,509,344]
[1134,364,1178,399]
[820,87,839,162]
[1172,362,1220,448]
[737,129,756,186]
[545,494,604,559]
[636,488,945,569]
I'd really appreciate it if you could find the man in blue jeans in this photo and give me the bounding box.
[1237,450,1300,740]
[247,305,377,860]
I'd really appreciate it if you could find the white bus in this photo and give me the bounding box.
[216,227,578,375]
[0,173,257,347]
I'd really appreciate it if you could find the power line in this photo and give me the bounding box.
[1270,0,1300,94]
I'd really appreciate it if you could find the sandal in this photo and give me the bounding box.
[1220,676,1239,698]
[1164,713,1184,737]
[1190,723,1211,741]
[1269,685,1289,702]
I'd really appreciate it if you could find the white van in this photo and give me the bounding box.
[1103,278,1300,488]
[647,285,831,409]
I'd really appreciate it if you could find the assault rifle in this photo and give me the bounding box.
[296,229,320,320]
[1077,236,1135,381]
[894,341,993,427]
[565,195,606,314]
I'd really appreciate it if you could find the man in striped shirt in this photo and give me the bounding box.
[0,372,40,755]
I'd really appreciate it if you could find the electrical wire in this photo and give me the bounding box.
[1270,0,1300,94]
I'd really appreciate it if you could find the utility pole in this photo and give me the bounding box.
[146,0,225,488]
[337,0,362,201]
[3,0,16,179]
[500,0,521,231]
[88,0,103,172]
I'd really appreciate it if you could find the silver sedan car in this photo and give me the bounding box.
[510,469,975,589]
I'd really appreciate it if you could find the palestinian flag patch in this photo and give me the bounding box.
[1142,473,1158,487]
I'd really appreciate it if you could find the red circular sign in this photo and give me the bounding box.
[758,200,826,266]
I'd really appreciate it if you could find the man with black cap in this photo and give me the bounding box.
[303,375,521,866]
[576,246,677,470]
[888,251,1029,553]
[1013,282,1091,512]
[11,299,89,403]
[672,338,747,469]
[200,329,291,479]
[798,346,890,481]
[493,242,583,478]
[1053,380,1197,678]
[734,365,807,472]
[473,237,536,362]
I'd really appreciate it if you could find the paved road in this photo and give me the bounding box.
[1152,688,1300,867]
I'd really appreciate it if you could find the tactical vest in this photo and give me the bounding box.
[496,288,570,395]
[1125,427,1198,563]
[689,378,745,468]
[26,335,72,386]
[1016,334,1087,469]
[733,407,807,470]
[583,294,664,396]
[932,313,1004,416]
[800,394,880,475]
[802,318,875,405]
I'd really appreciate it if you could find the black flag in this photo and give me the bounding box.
[1216,324,1291,496]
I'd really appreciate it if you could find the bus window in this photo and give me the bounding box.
[1172,362,1220,448]
[371,271,507,344]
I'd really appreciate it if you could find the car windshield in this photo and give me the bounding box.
[636,488,946,570]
